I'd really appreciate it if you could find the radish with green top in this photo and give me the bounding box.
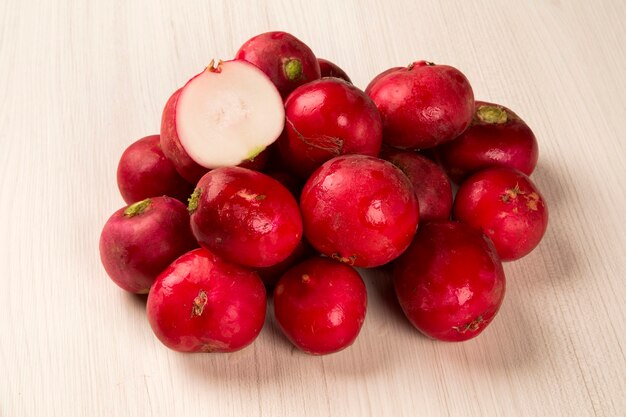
[236,31,321,98]
[99,196,197,293]
[189,167,303,268]
[436,101,539,183]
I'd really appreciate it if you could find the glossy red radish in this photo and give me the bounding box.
[300,155,419,268]
[367,60,474,149]
[394,221,506,341]
[273,257,367,355]
[364,66,402,96]
[99,197,197,294]
[147,248,266,352]
[116,135,194,204]
[436,101,539,183]
[280,78,383,178]
[236,31,321,98]
[189,167,302,268]
[382,149,453,222]
[317,58,352,83]
[453,167,548,261]
[160,60,284,183]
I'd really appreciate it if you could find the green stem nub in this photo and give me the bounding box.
[476,105,508,124]
[284,59,303,81]
[124,198,151,217]
[188,188,201,214]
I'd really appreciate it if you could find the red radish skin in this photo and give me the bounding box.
[280,78,383,178]
[189,167,303,268]
[236,31,321,98]
[160,88,206,183]
[256,239,314,288]
[317,58,352,83]
[436,101,539,183]
[453,167,548,261]
[382,149,453,222]
[393,221,506,341]
[116,135,194,204]
[364,66,402,96]
[147,248,266,352]
[300,155,419,268]
[160,60,285,183]
[367,61,474,149]
[273,257,367,355]
[99,197,197,294]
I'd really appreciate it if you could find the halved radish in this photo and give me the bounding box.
[160,59,285,183]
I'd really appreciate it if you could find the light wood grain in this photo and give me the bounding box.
[1,0,625,416]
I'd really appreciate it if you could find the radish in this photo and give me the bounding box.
[116,134,194,204]
[436,101,539,183]
[273,257,367,355]
[393,221,506,341]
[160,60,284,183]
[99,197,197,294]
[453,167,548,261]
[189,167,302,268]
[279,78,383,178]
[382,148,453,222]
[236,31,321,98]
[367,60,474,149]
[317,58,352,83]
[300,155,419,268]
[147,248,266,352]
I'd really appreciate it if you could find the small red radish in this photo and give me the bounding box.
[436,101,539,183]
[147,248,266,352]
[280,78,383,178]
[382,149,453,222]
[394,221,506,341]
[273,257,367,355]
[453,167,548,261]
[256,239,314,288]
[236,31,321,98]
[189,167,302,268]
[317,58,352,83]
[367,61,474,149]
[160,60,284,183]
[364,66,402,96]
[99,197,197,294]
[116,134,194,204]
[300,155,419,268]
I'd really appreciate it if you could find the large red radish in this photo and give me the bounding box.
[147,248,266,353]
[393,221,506,341]
[99,197,197,294]
[189,167,303,268]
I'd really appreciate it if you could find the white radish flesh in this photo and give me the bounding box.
[176,60,284,168]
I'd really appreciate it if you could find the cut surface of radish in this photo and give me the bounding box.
[175,60,284,168]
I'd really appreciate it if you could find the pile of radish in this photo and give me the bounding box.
[100,31,548,355]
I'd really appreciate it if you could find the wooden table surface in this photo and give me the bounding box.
[1,1,625,416]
